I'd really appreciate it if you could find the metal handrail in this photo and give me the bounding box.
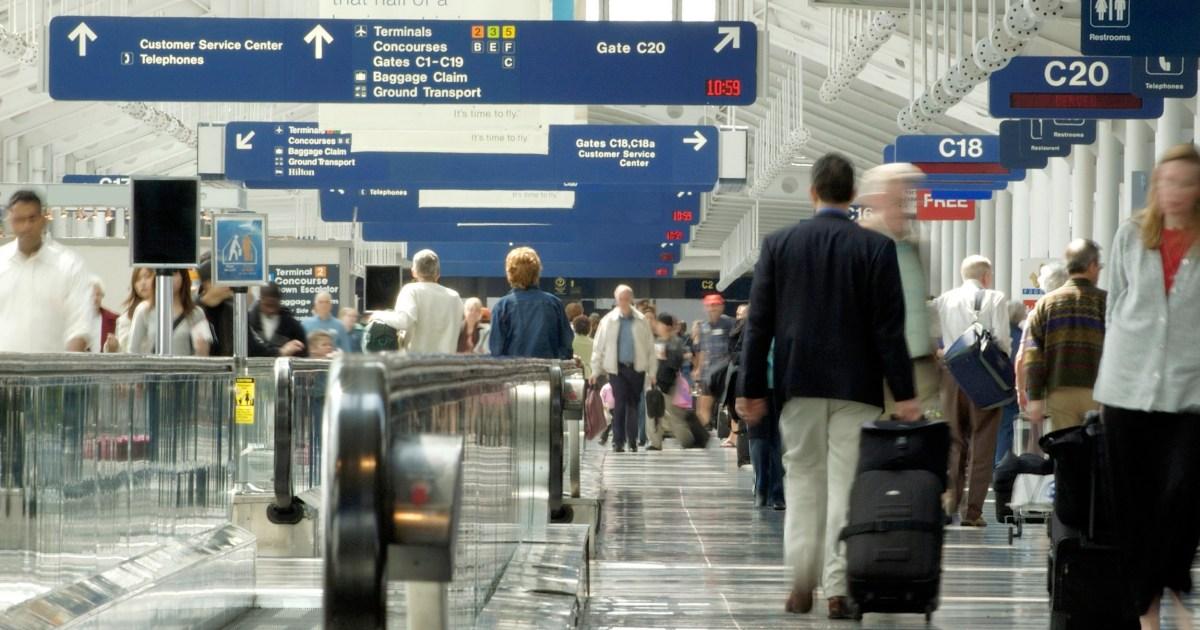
[0,353,235,375]
[323,354,578,630]
[268,357,332,524]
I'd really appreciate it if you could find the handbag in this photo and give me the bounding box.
[672,373,693,409]
[645,389,666,419]
[943,290,1016,410]
[584,386,608,440]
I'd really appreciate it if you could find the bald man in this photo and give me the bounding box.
[591,285,658,453]
[302,291,354,353]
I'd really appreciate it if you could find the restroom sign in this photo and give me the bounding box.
[916,190,976,221]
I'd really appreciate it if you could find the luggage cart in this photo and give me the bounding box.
[1005,415,1054,545]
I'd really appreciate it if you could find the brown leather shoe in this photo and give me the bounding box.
[828,596,858,620]
[962,517,988,527]
[785,587,814,614]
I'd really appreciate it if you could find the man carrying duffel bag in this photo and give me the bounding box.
[934,255,1013,527]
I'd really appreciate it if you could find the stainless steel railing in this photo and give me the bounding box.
[322,355,577,630]
[0,353,247,622]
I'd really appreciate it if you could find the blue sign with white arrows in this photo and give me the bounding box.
[226,123,718,190]
[49,17,757,105]
[363,221,690,244]
[989,56,1195,119]
[319,189,701,225]
[1082,0,1200,56]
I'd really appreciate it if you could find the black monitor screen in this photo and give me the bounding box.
[364,266,401,311]
[130,178,199,268]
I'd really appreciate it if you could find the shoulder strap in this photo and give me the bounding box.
[973,289,985,315]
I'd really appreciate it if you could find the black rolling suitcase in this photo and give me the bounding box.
[841,419,950,621]
[1041,413,1138,630]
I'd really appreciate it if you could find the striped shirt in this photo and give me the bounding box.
[1024,277,1107,400]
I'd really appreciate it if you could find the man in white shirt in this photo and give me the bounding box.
[0,190,93,353]
[377,249,463,354]
[934,255,1012,527]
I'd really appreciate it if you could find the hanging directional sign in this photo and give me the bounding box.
[48,17,757,105]
[989,56,1195,119]
[915,190,976,221]
[320,189,701,225]
[1081,0,1200,56]
[894,135,1026,184]
[226,122,719,190]
[882,144,1015,191]
[928,190,993,201]
[998,119,1097,170]
[62,174,130,185]
[439,260,674,279]
[408,241,683,266]
[362,221,690,244]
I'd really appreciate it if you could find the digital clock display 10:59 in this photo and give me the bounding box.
[706,79,742,98]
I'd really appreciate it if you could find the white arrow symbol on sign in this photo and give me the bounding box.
[235,131,256,150]
[714,26,740,53]
[68,22,97,57]
[683,130,708,151]
[304,25,334,60]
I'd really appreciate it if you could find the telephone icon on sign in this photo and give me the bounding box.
[1146,56,1185,76]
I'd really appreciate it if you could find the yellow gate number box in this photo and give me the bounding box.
[235,377,256,425]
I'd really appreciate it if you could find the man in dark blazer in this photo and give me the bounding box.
[736,153,920,620]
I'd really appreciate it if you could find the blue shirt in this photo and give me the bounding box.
[302,315,354,353]
[617,314,636,365]
[489,288,574,359]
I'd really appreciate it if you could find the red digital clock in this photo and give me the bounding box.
[665,230,685,242]
[672,210,694,222]
[655,268,670,277]
[660,252,676,263]
[706,79,742,98]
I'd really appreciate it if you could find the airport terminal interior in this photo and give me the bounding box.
[2,0,1200,627]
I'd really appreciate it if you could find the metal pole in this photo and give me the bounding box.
[156,270,174,356]
[233,288,249,360]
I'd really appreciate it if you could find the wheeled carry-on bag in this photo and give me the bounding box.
[1041,412,1138,630]
[841,418,950,621]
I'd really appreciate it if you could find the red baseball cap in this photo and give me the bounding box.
[702,294,725,306]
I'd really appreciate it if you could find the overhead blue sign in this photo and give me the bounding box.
[1082,0,1200,56]
[999,119,1096,170]
[226,122,718,190]
[409,241,682,266]
[440,260,673,279]
[320,189,701,225]
[49,17,757,105]
[989,56,1194,119]
[363,221,690,244]
[63,174,130,185]
[213,214,268,286]
[895,135,1001,164]
[928,190,993,201]
[882,144,1015,191]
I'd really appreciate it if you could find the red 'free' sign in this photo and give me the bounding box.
[916,190,976,221]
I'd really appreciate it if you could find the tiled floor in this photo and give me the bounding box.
[580,436,1060,629]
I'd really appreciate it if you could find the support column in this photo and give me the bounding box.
[941,221,955,294]
[1071,145,1096,242]
[1123,119,1153,220]
[1095,120,1122,286]
[994,190,1013,302]
[1049,157,1072,259]
[1029,169,1052,259]
[953,220,967,281]
[924,221,940,298]
[967,208,982,256]
[1011,179,1032,300]
[979,199,996,264]
[1157,98,1188,160]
